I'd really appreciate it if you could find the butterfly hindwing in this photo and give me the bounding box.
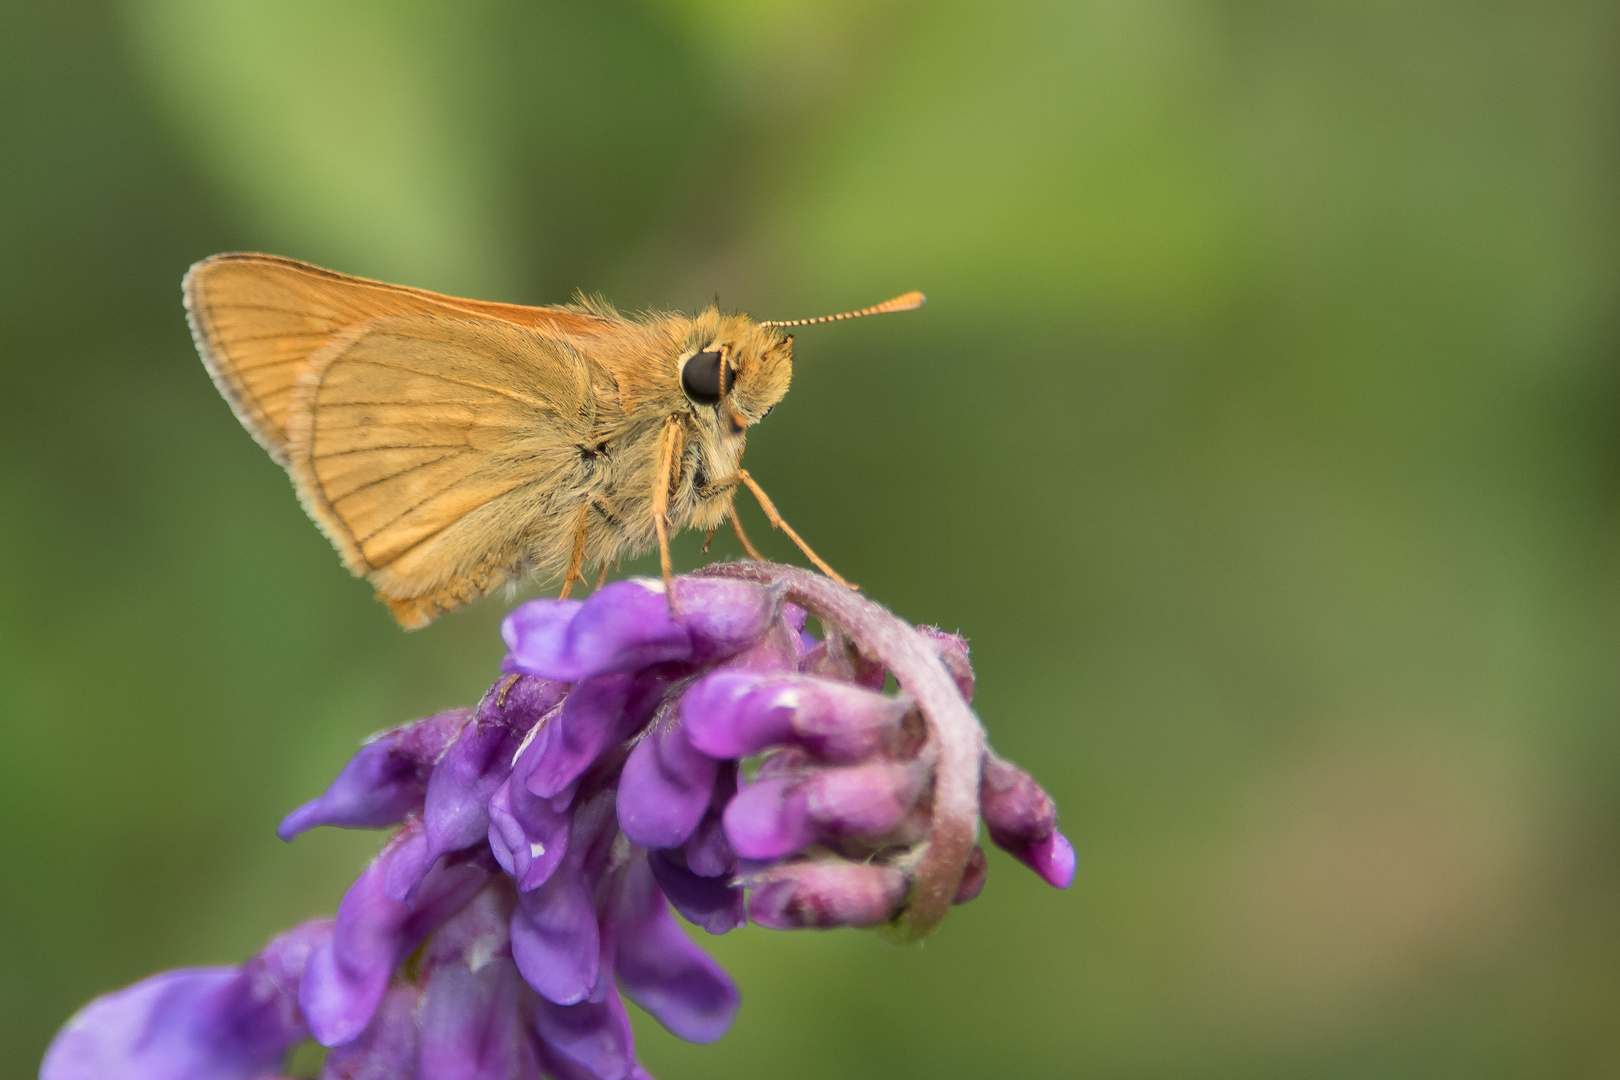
[285,314,599,626]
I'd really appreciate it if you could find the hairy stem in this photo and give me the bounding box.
[697,562,984,940]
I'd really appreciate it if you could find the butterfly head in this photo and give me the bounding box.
[677,311,793,435]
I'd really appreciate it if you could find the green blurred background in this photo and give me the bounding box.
[3,1,1619,1076]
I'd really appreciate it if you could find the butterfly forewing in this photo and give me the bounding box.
[286,315,600,626]
[184,253,610,464]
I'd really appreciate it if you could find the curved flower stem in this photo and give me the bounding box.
[696,562,985,941]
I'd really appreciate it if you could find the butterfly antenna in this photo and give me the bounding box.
[760,290,926,328]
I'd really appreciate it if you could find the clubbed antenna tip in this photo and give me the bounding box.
[761,290,926,328]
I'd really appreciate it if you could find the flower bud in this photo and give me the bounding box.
[918,626,974,703]
[1020,830,1076,890]
[979,752,1074,889]
[747,861,909,930]
[801,761,926,840]
[722,775,815,860]
[801,631,886,690]
[980,752,1058,849]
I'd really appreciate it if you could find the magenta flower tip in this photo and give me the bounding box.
[1030,830,1078,890]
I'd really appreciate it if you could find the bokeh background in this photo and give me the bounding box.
[3,1,1619,1076]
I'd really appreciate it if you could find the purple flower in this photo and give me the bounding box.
[279,709,470,840]
[41,920,331,1080]
[45,563,1071,1077]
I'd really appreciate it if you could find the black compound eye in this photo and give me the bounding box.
[681,349,724,405]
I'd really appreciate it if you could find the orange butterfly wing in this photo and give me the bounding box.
[285,314,601,628]
[183,253,610,465]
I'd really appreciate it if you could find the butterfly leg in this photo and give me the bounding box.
[651,416,682,599]
[723,469,854,589]
[558,502,591,600]
[693,476,764,561]
[728,508,767,561]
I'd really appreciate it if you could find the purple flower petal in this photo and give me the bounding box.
[380,827,439,903]
[782,601,808,635]
[522,672,666,799]
[668,577,779,663]
[486,777,571,892]
[531,973,636,1080]
[500,598,583,672]
[682,671,911,763]
[612,854,739,1044]
[420,957,543,1080]
[616,711,717,849]
[510,867,599,1006]
[532,1044,609,1080]
[747,861,908,930]
[720,613,805,674]
[279,709,469,841]
[414,886,550,1075]
[509,792,621,1005]
[404,849,502,943]
[678,671,793,758]
[422,678,566,865]
[648,850,746,935]
[41,919,331,1080]
[682,764,738,879]
[722,775,815,860]
[421,884,515,969]
[504,581,691,681]
[43,971,247,1080]
[301,824,493,1046]
[318,981,419,1079]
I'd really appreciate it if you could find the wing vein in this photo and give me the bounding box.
[323,449,470,506]
[314,443,468,460]
[347,358,557,412]
[354,470,524,547]
[215,330,332,345]
[319,399,508,409]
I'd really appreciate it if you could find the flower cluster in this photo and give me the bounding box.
[43,564,1071,1079]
